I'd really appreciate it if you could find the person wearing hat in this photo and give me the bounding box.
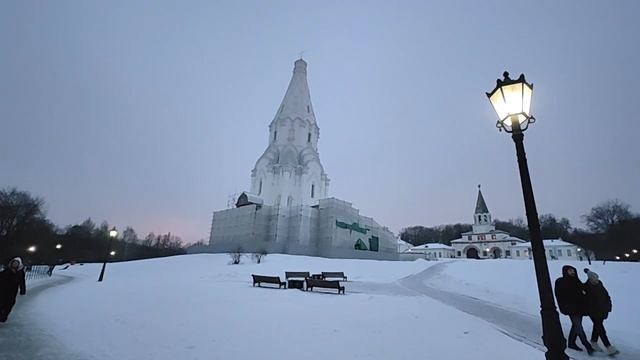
[0,257,27,323]
[554,265,594,355]
[583,268,619,356]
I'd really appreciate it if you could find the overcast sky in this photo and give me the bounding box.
[1,1,639,243]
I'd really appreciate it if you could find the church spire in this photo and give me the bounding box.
[475,184,489,214]
[272,59,316,126]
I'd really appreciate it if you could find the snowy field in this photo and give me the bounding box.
[427,259,640,353]
[24,254,549,360]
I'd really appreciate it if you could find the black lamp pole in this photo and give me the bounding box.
[98,229,116,282]
[510,118,568,360]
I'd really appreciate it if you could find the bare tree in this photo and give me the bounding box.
[122,226,138,244]
[252,249,267,264]
[582,199,633,233]
[229,247,243,265]
[0,187,46,240]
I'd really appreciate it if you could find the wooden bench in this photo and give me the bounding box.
[285,272,310,279]
[321,272,347,281]
[306,278,345,294]
[251,274,286,289]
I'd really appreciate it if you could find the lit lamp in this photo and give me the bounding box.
[633,249,638,254]
[56,244,62,250]
[487,72,568,360]
[98,227,118,282]
[27,246,37,253]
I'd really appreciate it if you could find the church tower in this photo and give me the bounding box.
[250,59,330,207]
[472,185,493,233]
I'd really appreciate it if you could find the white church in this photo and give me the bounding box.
[208,59,397,260]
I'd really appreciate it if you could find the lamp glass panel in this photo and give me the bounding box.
[489,90,508,121]
[501,82,524,118]
[522,84,533,117]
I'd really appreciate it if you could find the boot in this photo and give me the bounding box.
[585,344,594,356]
[568,343,583,351]
[590,341,603,352]
[606,346,620,356]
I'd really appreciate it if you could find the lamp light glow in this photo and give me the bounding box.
[56,244,62,249]
[486,72,535,133]
[27,246,36,252]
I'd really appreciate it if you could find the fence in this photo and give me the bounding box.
[25,265,54,281]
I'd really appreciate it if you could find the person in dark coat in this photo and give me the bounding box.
[554,265,594,354]
[583,269,619,356]
[0,257,27,323]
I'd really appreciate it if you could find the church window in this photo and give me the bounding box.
[307,132,311,143]
[491,234,496,240]
[516,250,520,257]
[457,251,462,257]
[438,252,442,258]
[505,250,511,257]
[311,184,315,198]
[274,131,277,141]
[354,239,368,251]
[482,250,488,257]
[258,180,263,195]
[483,215,488,222]
[307,105,310,113]
[369,236,379,252]
[567,249,572,257]
[549,249,554,257]
[558,249,563,257]
[467,236,472,240]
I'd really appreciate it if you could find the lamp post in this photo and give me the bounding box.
[486,72,568,360]
[98,227,118,282]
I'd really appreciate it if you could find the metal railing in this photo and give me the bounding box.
[25,265,54,281]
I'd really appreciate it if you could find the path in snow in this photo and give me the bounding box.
[0,275,90,360]
[395,261,638,360]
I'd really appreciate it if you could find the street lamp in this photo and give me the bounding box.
[633,249,638,254]
[27,246,37,253]
[56,244,62,250]
[487,72,568,360]
[98,227,118,282]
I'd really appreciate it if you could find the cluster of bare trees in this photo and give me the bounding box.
[0,187,185,264]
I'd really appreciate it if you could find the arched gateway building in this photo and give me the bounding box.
[208,59,397,260]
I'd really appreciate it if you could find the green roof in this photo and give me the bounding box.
[475,188,490,214]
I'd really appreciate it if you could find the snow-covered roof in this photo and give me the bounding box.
[235,192,263,207]
[510,238,577,248]
[409,243,454,251]
[450,236,526,243]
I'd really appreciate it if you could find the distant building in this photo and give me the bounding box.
[510,239,580,261]
[208,60,396,260]
[450,186,527,259]
[404,243,455,260]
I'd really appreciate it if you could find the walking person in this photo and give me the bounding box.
[583,269,619,356]
[554,265,594,355]
[0,257,27,323]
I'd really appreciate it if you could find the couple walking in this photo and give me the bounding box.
[554,265,619,356]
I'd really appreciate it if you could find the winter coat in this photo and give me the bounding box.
[584,280,612,319]
[554,265,587,316]
[0,268,26,301]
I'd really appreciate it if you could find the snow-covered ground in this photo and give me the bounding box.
[26,254,547,360]
[427,259,640,352]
